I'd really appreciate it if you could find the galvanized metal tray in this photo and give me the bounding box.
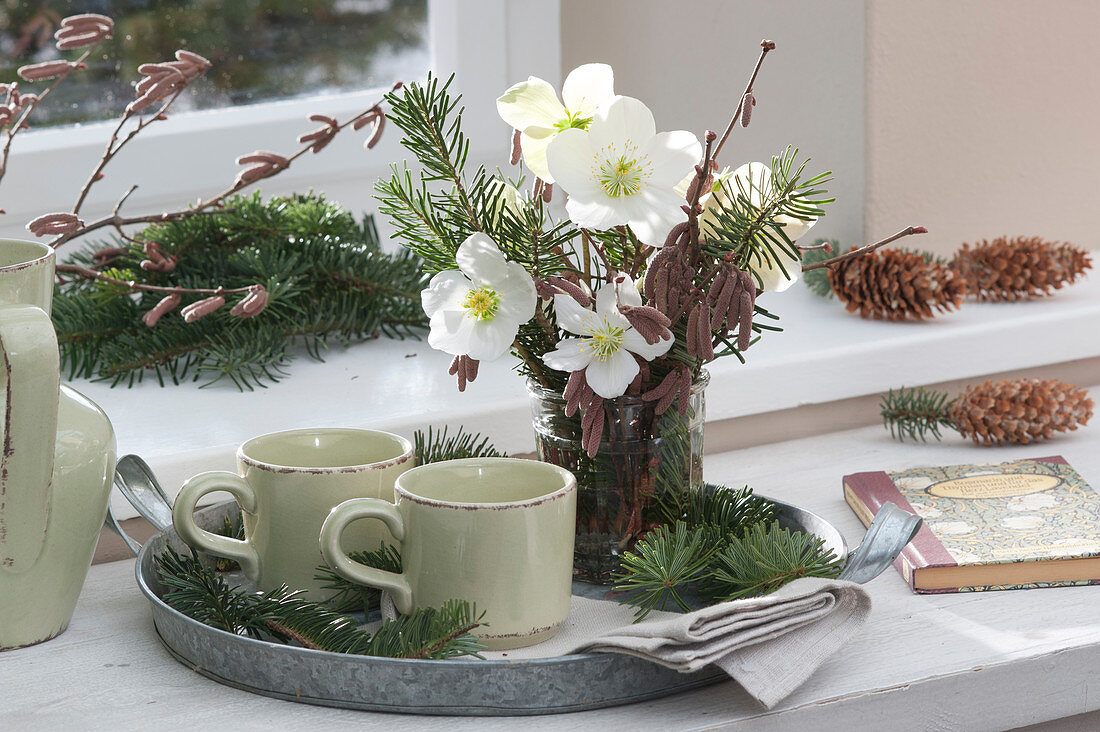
[117,457,920,716]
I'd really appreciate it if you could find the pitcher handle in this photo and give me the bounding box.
[0,305,60,572]
[320,499,413,614]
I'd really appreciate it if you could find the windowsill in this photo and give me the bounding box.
[87,274,1100,520]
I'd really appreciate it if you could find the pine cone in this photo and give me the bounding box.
[951,236,1092,302]
[827,247,966,321]
[948,378,1093,446]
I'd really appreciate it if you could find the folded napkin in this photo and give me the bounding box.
[384,577,871,709]
[576,577,870,708]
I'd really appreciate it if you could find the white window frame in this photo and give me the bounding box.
[0,0,561,241]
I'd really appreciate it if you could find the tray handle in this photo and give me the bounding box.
[838,501,922,584]
[104,454,175,555]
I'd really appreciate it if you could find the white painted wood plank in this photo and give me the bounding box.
[5,410,1100,728]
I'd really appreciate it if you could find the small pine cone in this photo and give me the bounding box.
[951,236,1093,302]
[948,378,1093,446]
[828,247,966,321]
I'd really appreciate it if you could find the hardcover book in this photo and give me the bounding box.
[843,456,1100,594]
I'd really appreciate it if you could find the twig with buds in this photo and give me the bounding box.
[44,80,401,250]
[801,226,928,271]
[72,50,213,216]
[6,13,397,331]
[0,14,114,187]
[53,262,267,325]
[713,39,775,162]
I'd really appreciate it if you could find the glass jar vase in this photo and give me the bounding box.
[527,371,708,584]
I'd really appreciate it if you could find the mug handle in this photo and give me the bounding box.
[172,471,260,579]
[319,499,413,614]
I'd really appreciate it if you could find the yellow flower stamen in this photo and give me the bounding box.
[462,285,501,321]
[587,318,624,361]
[593,142,651,199]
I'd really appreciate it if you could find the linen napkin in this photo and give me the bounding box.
[384,577,871,708]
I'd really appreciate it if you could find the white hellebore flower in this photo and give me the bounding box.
[496,63,615,183]
[421,233,537,361]
[543,274,673,399]
[729,162,818,293]
[546,96,702,246]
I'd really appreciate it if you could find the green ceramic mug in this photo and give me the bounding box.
[172,427,414,600]
[319,457,577,650]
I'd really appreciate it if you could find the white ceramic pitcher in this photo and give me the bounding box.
[0,239,115,651]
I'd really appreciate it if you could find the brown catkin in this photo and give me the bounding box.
[948,378,1093,446]
[828,247,966,321]
[951,236,1093,302]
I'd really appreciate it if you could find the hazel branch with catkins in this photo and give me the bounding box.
[6,14,398,329]
[71,50,214,216]
[0,14,114,186]
[42,79,400,251]
[52,263,266,324]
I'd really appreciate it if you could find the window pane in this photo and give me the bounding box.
[1,0,428,127]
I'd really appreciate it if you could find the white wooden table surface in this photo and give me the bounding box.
[4,411,1100,731]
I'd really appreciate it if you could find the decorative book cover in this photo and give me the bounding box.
[843,456,1100,594]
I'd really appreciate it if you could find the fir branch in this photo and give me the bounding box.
[54,193,429,389]
[213,514,245,572]
[383,74,479,226]
[252,588,379,654]
[313,543,402,614]
[155,546,269,638]
[706,146,833,288]
[364,599,486,660]
[612,522,719,620]
[413,426,506,464]
[702,522,843,601]
[880,386,956,442]
[614,486,839,618]
[156,545,485,659]
[656,484,775,536]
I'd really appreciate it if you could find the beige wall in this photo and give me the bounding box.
[561,0,867,248]
[564,0,1100,257]
[867,0,1100,255]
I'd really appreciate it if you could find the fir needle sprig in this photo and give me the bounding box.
[614,485,839,620]
[156,546,486,660]
[413,425,507,464]
[881,380,1093,446]
[53,193,429,389]
[879,386,956,442]
[702,522,843,601]
[612,522,718,619]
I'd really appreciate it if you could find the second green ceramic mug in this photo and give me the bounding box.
[173,427,414,600]
[320,458,577,650]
